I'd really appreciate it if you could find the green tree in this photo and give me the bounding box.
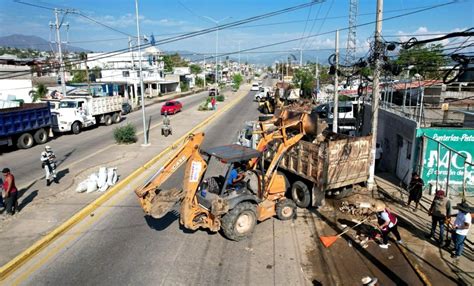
[232,73,243,89]
[195,77,204,87]
[71,70,87,83]
[292,68,315,98]
[395,44,447,79]
[162,53,188,72]
[29,83,48,102]
[190,64,202,75]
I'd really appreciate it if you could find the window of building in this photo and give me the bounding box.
[137,71,140,77]
[122,71,130,77]
[406,141,412,160]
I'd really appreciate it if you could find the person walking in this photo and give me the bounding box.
[427,190,451,246]
[448,202,472,260]
[211,96,216,110]
[41,145,57,186]
[407,172,424,211]
[2,168,18,215]
[161,112,172,136]
[374,201,402,249]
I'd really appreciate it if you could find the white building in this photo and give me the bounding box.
[84,46,179,106]
[0,65,33,103]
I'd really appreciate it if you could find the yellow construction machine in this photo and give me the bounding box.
[135,113,311,241]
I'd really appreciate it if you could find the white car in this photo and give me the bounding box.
[251,82,260,91]
[254,91,266,102]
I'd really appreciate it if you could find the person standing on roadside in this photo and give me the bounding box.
[427,190,451,246]
[374,201,402,249]
[2,168,18,215]
[41,145,58,186]
[448,202,472,260]
[407,172,424,211]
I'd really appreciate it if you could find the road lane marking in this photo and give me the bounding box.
[0,88,249,282]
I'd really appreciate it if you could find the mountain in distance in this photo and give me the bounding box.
[0,34,89,52]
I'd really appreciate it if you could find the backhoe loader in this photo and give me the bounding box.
[135,113,310,241]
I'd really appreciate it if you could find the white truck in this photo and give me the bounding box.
[52,95,123,134]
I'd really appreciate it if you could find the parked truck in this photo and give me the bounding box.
[237,108,372,207]
[0,103,53,149]
[52,95,123,134]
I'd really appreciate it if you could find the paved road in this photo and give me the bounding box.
[0,91,209,187]
[4,78,426,285]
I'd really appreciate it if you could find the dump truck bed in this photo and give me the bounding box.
[0,103,52,138]
[265,135,372,191]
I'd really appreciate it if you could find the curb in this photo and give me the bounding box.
[0,88,249,280]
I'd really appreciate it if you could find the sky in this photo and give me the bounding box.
[0,0,473,63]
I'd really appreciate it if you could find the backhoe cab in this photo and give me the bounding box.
[135,134,298,241]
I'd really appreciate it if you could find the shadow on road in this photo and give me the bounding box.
[18,190,38,211]
[144,210,179,231]
[56,168,70,183]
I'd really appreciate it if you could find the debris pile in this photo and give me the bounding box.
[75,167,118,193]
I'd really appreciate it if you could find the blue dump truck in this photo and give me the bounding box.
[0,102,53,149]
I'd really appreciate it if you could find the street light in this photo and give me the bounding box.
[135,0,149,146]
[202,16,232,85]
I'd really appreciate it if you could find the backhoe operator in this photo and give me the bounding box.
[227,162,246,188]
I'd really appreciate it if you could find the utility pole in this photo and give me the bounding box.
[333,29,339,133]
[316,57,320,98]
[203,54,206,87]
[54,9,67,97]
[135,0,149,146]
[367,0,383,191]
[238,41,241,71]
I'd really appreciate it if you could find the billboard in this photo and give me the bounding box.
[416,128,474,195]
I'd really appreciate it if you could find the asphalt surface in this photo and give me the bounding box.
[4,78,429,285]
[0,91,209,187]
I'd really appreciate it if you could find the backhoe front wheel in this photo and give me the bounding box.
[276,199,296,220]
[221,202,257,241]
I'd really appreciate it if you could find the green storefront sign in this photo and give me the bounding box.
[416,128,474,194]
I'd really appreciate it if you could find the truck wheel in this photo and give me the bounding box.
[104,115,112,126]
[276,199,296,220]
[33,128,48,144]
[221,202,257,241]
[16,133,34,149]
[291,181,311,208]
[112,113,121,123]
[71,121,81,134]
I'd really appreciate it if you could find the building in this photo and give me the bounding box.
[84,46,179,106]
[0,63,33,103]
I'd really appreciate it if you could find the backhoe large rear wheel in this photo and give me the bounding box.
[221,202,257,241]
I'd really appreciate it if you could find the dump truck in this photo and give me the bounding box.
[239,107,372,207]
[0,102,53,149]
[52,95,123,134]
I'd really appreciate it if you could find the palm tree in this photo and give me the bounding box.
[29,83,48,102]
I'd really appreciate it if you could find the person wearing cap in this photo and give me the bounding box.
[427,190,451,246]
[2,168,18,215]
[407,172,424,211]
[41,145,57,186]
[374,201,402,249]
[448,202,472,260]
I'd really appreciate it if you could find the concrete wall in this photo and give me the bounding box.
[362,104,418,182]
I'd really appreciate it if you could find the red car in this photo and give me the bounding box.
[161,100,183,115]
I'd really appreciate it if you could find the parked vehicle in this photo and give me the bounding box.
[314,101,360,134]
[0,102,53,149]
[52,95,123,134]
[161,100,183,115]
[254,86,273,102]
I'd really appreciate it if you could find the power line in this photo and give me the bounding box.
[73,12,135,38]
[0,1,460,80]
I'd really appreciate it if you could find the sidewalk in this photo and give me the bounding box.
[375,172,473,285]
[0,85,250,266]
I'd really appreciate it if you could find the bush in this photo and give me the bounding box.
[113,123,137,144]
[198,97,212,111]
[216,95,225,102]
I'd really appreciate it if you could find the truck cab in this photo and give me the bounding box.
[52,95,123,134]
